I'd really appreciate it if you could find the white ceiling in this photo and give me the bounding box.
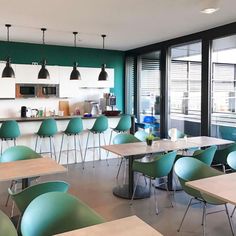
[0,0,235,51]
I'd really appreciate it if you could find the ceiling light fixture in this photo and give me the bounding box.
[98,34,108,81]
[38,28,50,79]
[2,24,15,78]
[200,0,219,14]
[70,32,81,80]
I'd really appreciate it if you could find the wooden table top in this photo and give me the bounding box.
[186,172,236,205]
[0,157,67,182]
[55,215,163,236]
[102,136,233,157]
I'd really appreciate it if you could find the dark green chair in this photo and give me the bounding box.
[9,181,69,228]
[219,126,236,141]
[84,116,108,167]
[35,118,58,160]
[213,143,236,172]
[0,120,21,154]
[0,145,41,212]
[131,151,177,215]
[0,209,17,236]
[20,192,105,236]
[174,157,234,236]
[113,133,141,180]
[58,117,84,166]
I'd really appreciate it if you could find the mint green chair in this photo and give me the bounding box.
[174,157,234,236]
[0,145,41,211]
[213,143,236,172]
[0,120,21,154]
[21,192,105,236]
[131,151,177,214]
[0,209,17,236]
[9,181,69,229]
[35,118,58,160]
[219,126,236,141]
[84,116,108,167]
[58,118,84,166]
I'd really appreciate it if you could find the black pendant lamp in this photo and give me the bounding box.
[98,34,108,81]
[2,24,15,78]
[70,32,81,80]
[38,28,50,79]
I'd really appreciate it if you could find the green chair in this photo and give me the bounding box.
[21,192,105,236]
[84,116,108,167]
[227,151,236,217]
[219,126,236,141]
[58,117,84,166]
[174,157,234,236]
[130,151,177,215]
[0,145,41,212]
[113,133,141,180]
[213,143,236,172]
[9,181,69,228]
[0,209,17,236]
[35,118,58,160]
[0,120,21,154]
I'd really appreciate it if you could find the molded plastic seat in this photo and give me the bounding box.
[131,151,177,214]
[112,115,131,133]
[134,130,159,142]
[219,126,236,141]
[174,157,234,235]
[21,192,105,236]
[58,118,84,165]
[0,209,17,236]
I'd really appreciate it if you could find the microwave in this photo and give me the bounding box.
[38,84,59,98]
[16,84,37,98]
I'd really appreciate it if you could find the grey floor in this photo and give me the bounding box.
[0,154,235,236]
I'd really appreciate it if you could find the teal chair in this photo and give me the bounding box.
[0,120,21,154]
[213,143,236,172]
[130,151,177,215]
[9,181,69,228]
[0,145,41,211]
[84,116,108,167]
[113,133,141,180]
[174,157,234,236]
[35,118,58,160]
[227,151,236,217]
[134,130,159,142]
[0,209,17,236]
[219,126,236,141]
[58,117,84,166]
[21,192,105,236]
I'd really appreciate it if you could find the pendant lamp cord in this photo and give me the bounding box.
[73,32,77,48]
[5,24,11,59]
[101,34,106,50]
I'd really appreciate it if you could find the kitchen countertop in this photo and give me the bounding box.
[0,115,125,123]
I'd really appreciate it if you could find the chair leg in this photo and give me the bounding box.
[1,140,3,154]
[35,135,39,152]
[231,206,236,218]
[202,202,207,236]
[106,130,113,159]
[67,136,69,168]
[52,137,57,161]
[164,177,173,208]
[58,134,65,164]
[98,133,101,161]
[154,183,159,215]
[10,183,18,218]
[93,133,95,168]
[13,139,16,146]
[49,137,53,159]
[83,132,90,164]
[103,133,109,166]
[74,135,77,163]
[225,204,235,236]
[5,181,14,207]
[116,157,124,179]
[223,164,226,173]
[177,197,194,232]
[78,135,84,168]
[130,174,141,205]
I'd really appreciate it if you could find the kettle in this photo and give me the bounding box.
[26,108,32,118]
[91,103,99,116]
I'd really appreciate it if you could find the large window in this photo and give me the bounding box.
[211,35,236,137]
[169,41,202,136]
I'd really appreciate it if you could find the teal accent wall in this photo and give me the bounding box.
[0,41,125,111]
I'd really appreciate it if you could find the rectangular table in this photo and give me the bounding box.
[0,157,67,188]
[102,136,233,199]
[55,215,163,236]
[186,172,236,205]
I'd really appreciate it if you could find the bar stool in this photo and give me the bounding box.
[58,117,84,167]
[35,118,57,160]
[84,115,108,167]
[0,120,21,154]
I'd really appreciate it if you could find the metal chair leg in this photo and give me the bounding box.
[93,133,95,168]
[78,135,84,168]
[106,130,113,159]
[83,132,90,164]
[74,135,77,163]
[116,157,124,179]
[154,184,159,215]
[5,181,14,207]
[202,202,207,236]
[177,197,194,232]
[67,136,69,168]
[58,134,65,164]
[103,133,109,166]
[98,133,101,161]
[130,174,141,205]
[225,204,235,236]
[1,140,3,154]
[49,137,53,159]
[52,137,57,161]
[13,139,16,146]
[231,206,236,218]
[164,177,173,208]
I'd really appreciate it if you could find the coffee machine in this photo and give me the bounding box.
[99,93,116,112]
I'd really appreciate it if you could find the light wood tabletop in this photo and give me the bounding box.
[186,172,236,205]
[55,215,163,236]
[0,157,67,182]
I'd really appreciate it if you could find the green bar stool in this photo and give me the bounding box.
[58,117,84,166]
[84,115,108,168]
[0,120,21,154]
[35,118,58,160]
[0,209,17,236]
